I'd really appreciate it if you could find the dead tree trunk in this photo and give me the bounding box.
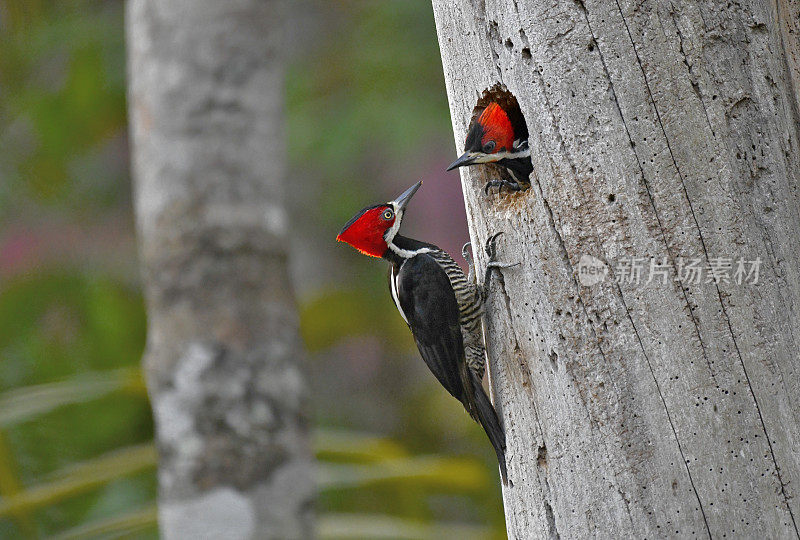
[433,0,800,537]
[127,1,314,538]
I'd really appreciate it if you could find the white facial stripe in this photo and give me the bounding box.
[496,147,531,159]
[384,203,403,244]
[472,147,531,163]
[384,200,433,258]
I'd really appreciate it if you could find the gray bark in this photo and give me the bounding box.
[127,1,314,538]
[432,0,800,537]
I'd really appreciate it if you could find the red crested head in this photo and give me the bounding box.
[336,204,396,258]
[446,103,521,171]
[476,102,515,153]
[337,181,422,258]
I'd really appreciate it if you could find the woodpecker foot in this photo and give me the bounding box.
[487,261,519,271]
[484,179,523,195]
[485,232,504,259]
[462,242,476,283]
[462,241,473,262]
[483,232,519,294]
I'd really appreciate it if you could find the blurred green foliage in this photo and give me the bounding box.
[301,285,410,352]
[286,1,452,228]
[0,1,504,538]
[0,1,127,212]
[0,270,153,538]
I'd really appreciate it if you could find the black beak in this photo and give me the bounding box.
[446,152,476,171]
[394,181,422,212]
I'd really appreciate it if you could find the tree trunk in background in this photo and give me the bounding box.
[127,1,314,538]
[433,0,800,537]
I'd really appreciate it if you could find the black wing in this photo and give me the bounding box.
[396,254,466,403]
[396,253,508,483]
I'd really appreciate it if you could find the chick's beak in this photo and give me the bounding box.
[446,152,477,171]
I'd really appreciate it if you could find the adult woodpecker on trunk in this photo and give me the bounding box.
[447,98,533,194]
[337,181,512,483]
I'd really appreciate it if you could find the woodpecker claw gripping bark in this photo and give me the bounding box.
[337,181,510,484]
[462,242,476,283]
[484,178,525,195]
[482,232,518,299]
[485,231,503,257]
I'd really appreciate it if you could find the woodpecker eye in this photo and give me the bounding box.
[382,209,394,220]
[482,140,496,153]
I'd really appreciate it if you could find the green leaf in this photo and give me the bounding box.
[318,455,489,493]
[0,434,487,518]
[0,444,156,518]
[54,509,493,540]
[318,513,492,540]
[51,504,158,540]
[0,431,35,537]
[0,368,143,427]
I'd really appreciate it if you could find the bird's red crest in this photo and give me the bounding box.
[477,102,514,152]
[336,205,395,258]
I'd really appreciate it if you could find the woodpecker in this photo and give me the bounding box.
[337,181,512,483]
[447,100,533,194]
